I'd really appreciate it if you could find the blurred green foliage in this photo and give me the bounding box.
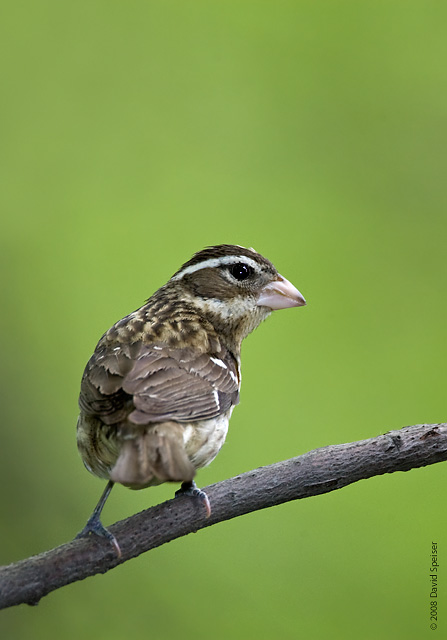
[1,1,446,638]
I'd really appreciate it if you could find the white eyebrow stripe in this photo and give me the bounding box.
[171,255,261,281]
[210,357,227,369]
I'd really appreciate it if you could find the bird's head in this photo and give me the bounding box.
[167,244,306,350]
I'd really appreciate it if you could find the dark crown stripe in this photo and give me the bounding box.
[171,244,274,280]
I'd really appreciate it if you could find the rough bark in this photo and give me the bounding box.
[0,422,445,610]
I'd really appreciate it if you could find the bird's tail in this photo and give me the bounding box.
[110,422,195,489]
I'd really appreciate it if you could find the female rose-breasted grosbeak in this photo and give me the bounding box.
[76,244,306,554]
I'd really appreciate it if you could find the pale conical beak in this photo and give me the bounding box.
[257,275,306,310]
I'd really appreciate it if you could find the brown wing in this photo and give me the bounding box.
[79,340,240,427]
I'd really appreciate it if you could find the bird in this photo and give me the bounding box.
[76,244,306,555]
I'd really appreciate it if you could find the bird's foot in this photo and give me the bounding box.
[75,514,121,558]
[175,480,211,518]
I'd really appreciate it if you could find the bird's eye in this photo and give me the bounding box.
[228,263,254,281]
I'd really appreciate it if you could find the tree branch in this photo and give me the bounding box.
[1,422,446,610]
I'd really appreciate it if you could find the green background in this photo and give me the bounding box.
[1,2,446,638]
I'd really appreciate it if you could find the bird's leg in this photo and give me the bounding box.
[175,480,211,518]
[75,480,121,557]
